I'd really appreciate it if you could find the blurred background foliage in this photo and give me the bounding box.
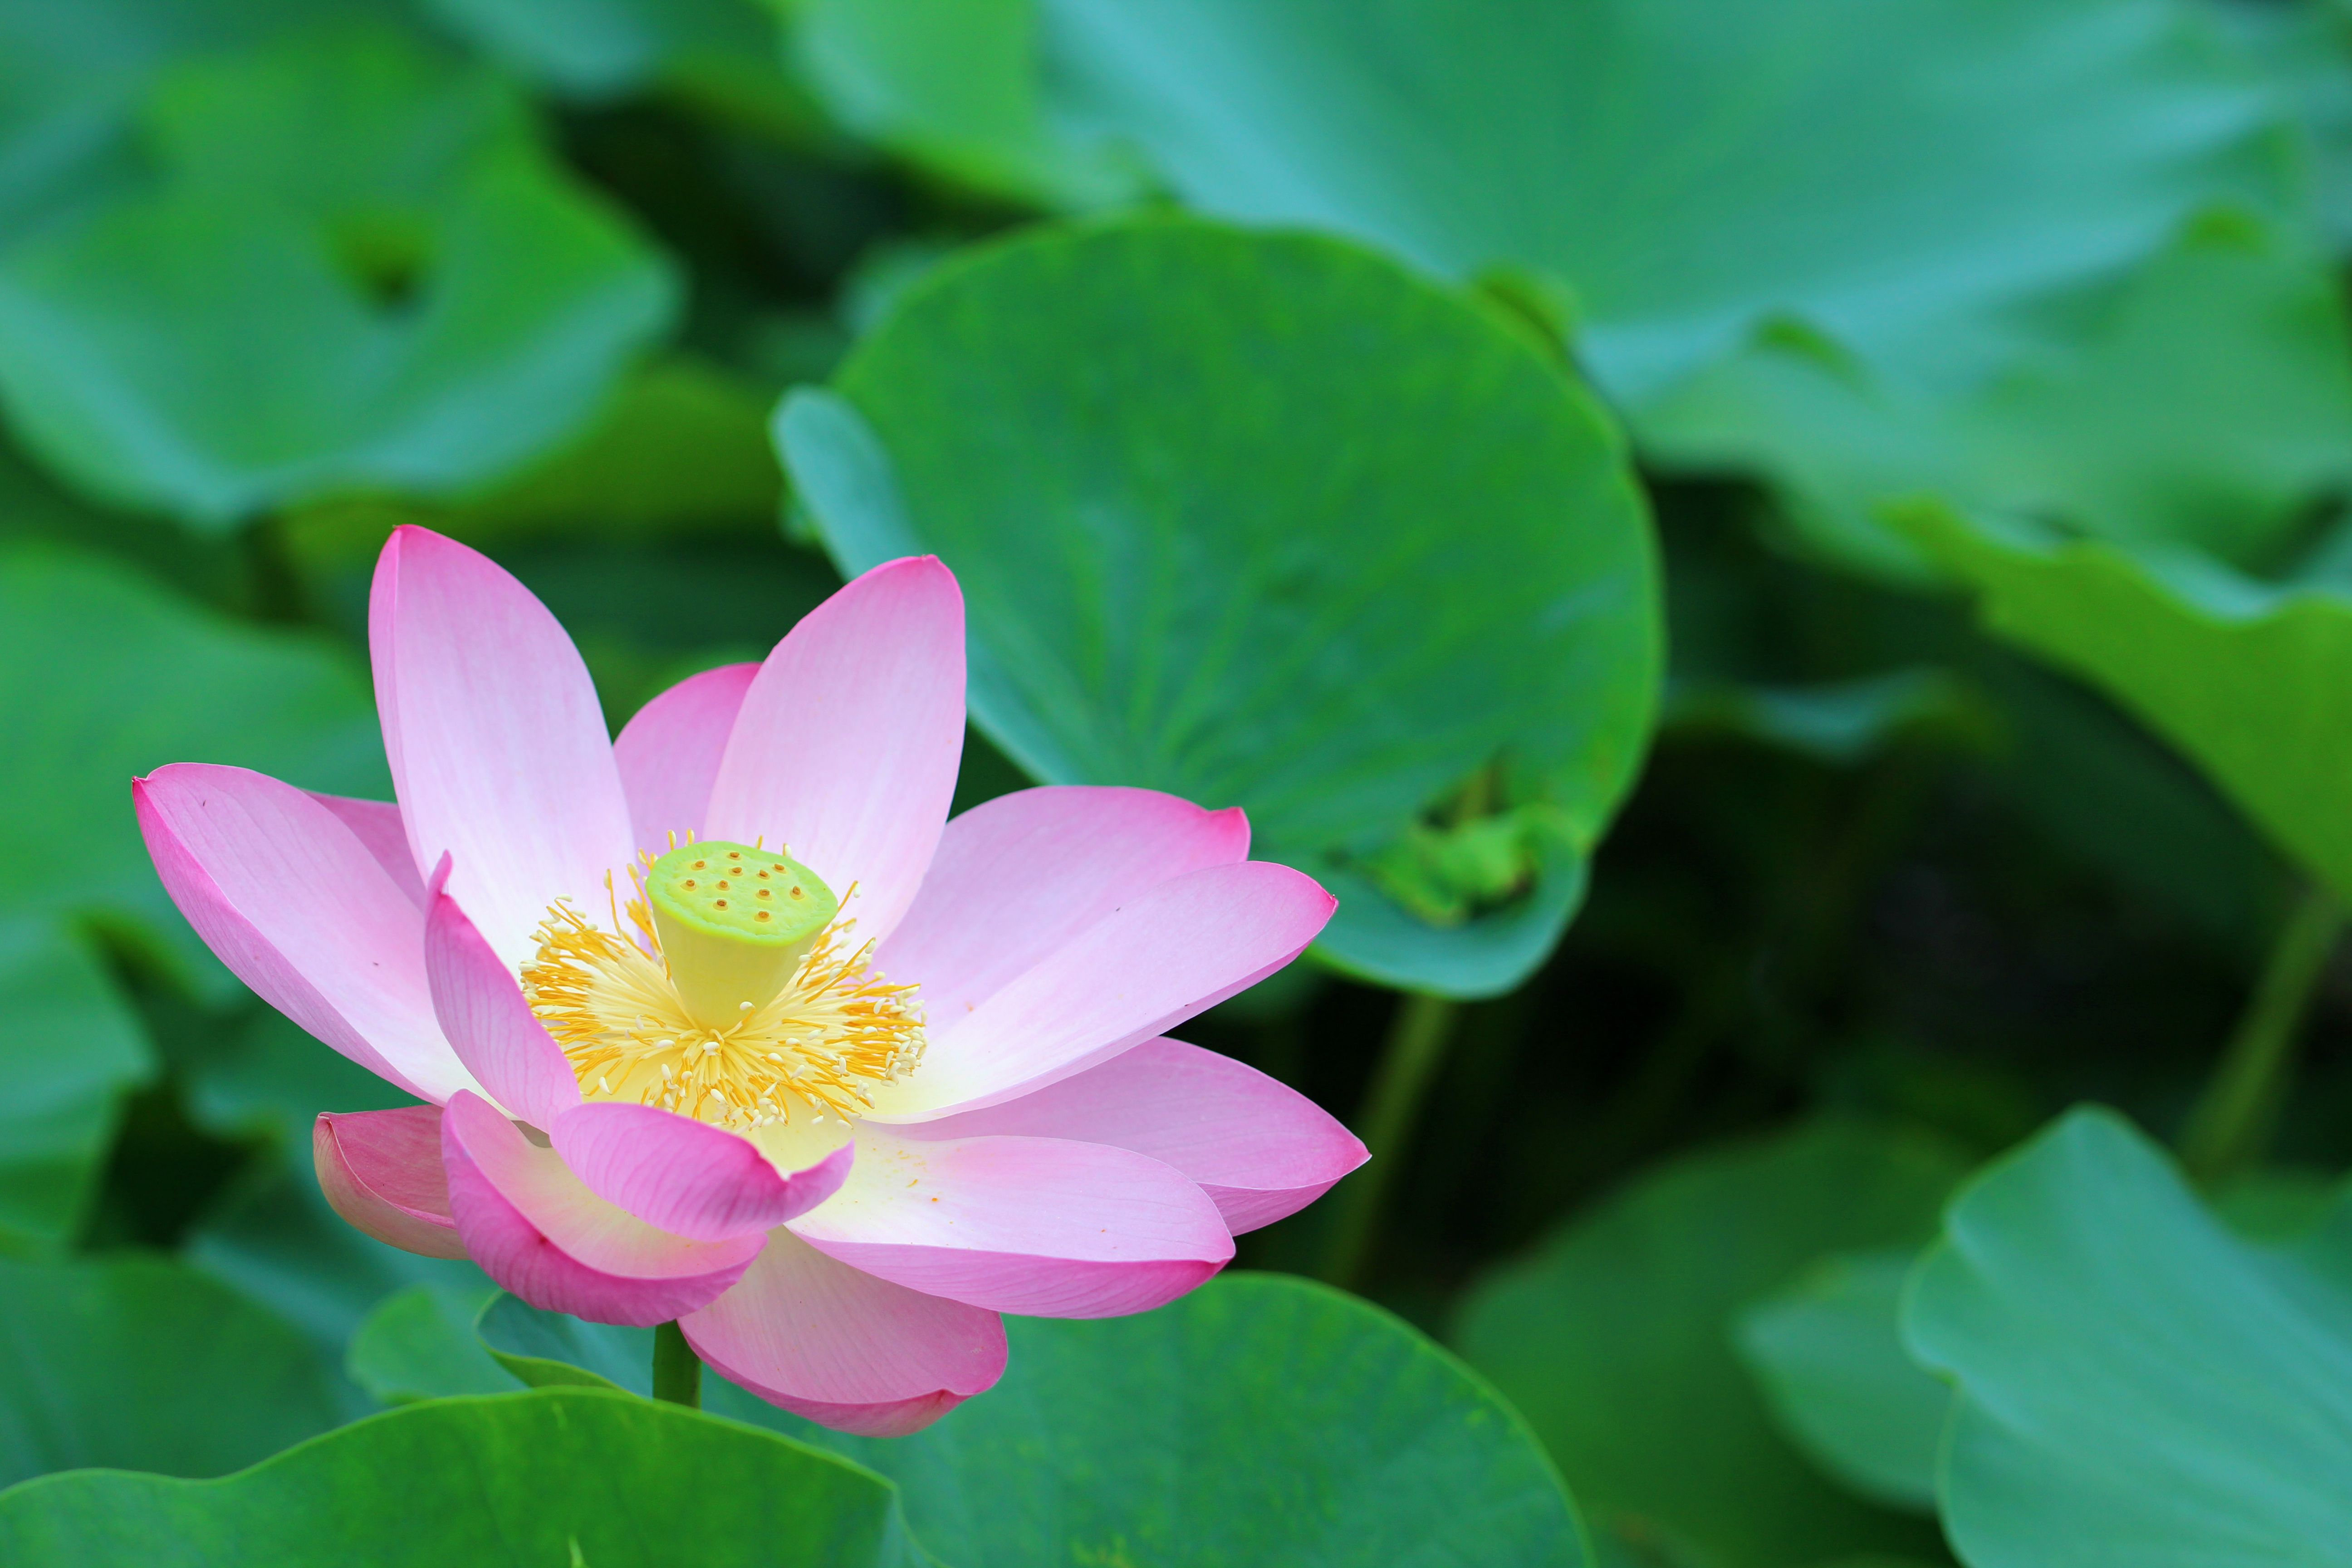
[6,0,2352,1563]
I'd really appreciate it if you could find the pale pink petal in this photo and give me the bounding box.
[314,1106,467,1259]
[612,662,759,854]
[440,1090,761,1326]
[880,786,1250,1017]
[866,860,1337,1121]
[550,1102,852,1241]
[902,1037,1366,1234]
[789,1128,1233,1318]
[369,525,637,969]
[422,867,582,1132]
[134,764,471,1102]
[307,794,427,908]
[701,557,964,947]
[682,1225,1004,1437]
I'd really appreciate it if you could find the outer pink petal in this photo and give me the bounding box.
[421,866,581,1132]
[901,1037,1367,1234]
[314,1106,468,1259]
[369,525,637,969]
[440,1091,761,1326]
[306,794,427,909]
[612,662,759,854]
[789,1129,1233,1318]
[549,1103,853,1242]
[681,1226,1004,1437]
[134,764,470,1102]
[701,557,964,947]
[867,860,1337,1121]
[880,786,1250,1019]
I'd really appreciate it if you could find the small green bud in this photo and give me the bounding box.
[647,841,837,1024]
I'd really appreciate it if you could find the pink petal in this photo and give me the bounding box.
[313,1106,468,1259]
[440,1090,762,1327]
[701,557,964,947]
[134,764,471,1102]
[869,859,1338,1121]
[902,1037,1367,1234]
[880,786,1250,1018]
[681,1226,1004,1437]
[612,662,759,854]
[369,525,637,969]
[550,1102,853,1241]
[306,794,427,909]
[789,1129,1233,1318]
[422,867,582,1132]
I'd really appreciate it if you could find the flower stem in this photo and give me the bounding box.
[1319,991,1460,1289]
[2180,883,2344,1185]
[652,1321,702,1408]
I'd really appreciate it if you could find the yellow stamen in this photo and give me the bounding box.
[519,850,925,1131]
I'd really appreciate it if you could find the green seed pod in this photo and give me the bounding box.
[645,841,837,1024]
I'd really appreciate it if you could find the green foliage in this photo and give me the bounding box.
[0,1388,930,1567]
[1643,212,2352,578]
[817,0,2351,576]
[1734,1250,1946,1513]
[781,1274,1587,1568]
[0,546,382,965]
[346,1284,515,1404]
[479,1273,1590,1567]
[1665,669,1997,766]
[1904,1108,2352,1566]
[0,547,379,1251]
[791,0,1140,206]
[0,1254,344,1489]
[784,215,1661,996]
[0,926,151,1252]
[424,0,789,108]
[1455,1118,1969,1568]
[0,27,676,527]
[3,0,2350,1558]
[1902,503,2352,903]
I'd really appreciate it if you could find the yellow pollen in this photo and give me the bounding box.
[519,857,926,1133]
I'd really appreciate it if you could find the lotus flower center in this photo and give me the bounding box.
[519,840,926,1132]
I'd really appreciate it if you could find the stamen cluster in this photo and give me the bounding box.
[520,868,926,1130]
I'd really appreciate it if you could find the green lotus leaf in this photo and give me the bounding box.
[781,215,1660,996]
[1904,1107,2352,1566]
[0,27,678,529]
[1455,1117,1970,1567]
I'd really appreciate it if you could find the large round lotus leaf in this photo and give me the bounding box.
[477,1271,1588,1568]
[816,0,2337,577]
[0,1255,344,1491]
[1904,1107,2352,1566]
[0,1388,925,1567]
[1453,1117,1970,1568]
[0,27,677,529]
[1897,502,2352,906]
[780,216,1661,997]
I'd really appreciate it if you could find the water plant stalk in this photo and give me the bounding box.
[652,1321,702,1408]
[1320,991,1460,1289]
[2180,883,2345,1185]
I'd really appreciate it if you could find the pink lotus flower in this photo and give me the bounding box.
[135,526,1361,1436]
